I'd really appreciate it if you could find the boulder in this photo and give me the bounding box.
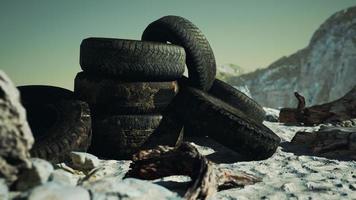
[0,70,34,185]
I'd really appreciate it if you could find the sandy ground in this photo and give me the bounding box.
[20,118,354,200]
[184,122,356,200]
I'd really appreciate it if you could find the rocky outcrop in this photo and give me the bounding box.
[230,6,356,108]
[0,70,34,185]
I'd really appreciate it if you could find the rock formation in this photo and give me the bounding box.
[0,70,34,185]
[230,6,356,108]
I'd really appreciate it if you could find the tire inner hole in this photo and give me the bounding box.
[25,104,58,140]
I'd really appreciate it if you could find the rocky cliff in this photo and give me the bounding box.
[229,6,356,108]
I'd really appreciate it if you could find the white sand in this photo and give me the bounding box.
[188,122,356,200]
[49,119,356,200]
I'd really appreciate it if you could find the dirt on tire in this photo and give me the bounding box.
[74,72,179,114]
[89,115,164,159]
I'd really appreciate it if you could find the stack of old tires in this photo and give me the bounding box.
[140,16,280,160]
[17,15,280,163]
[75,38,187,159]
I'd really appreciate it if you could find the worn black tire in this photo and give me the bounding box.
[90,115,174,159]
[171,87,280,160]
[209,79,265,123]
[18,85,74,104]
[142,15,216,91]
[74,72,179,114]
[80,38,186,81]
[18,86,92,164]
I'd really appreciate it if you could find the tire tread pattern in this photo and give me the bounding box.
[142,16,216,90]
[90,115,163,159]
[209,79,266,123]
[80,38,186,81]
[172,87,280,159]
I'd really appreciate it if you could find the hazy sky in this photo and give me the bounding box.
[1,0,355,89]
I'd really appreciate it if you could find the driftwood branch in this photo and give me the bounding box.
[279,87,356,125]
[291,127,356,160]
[125,142,260,200]
[295,92,306,111]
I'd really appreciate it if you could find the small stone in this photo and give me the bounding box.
[306,181,333,191]
[70,152,100,170]
[0,71,34,185]
[27,182,90,200]
[16,158,54,190]
[281,182,299,193]
[49,169,78,186]
[0,179,9,200]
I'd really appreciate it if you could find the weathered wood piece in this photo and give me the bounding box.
[279,86,356,125]
[291,127,356,160]
[125,142,260,200]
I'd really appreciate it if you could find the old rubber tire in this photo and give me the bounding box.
[171,87,280,160]
[209,79,265,123]
[18,86,92,164]
[18,85,74,104]
[90,115,183,159]
[74,72,179,114]
[80,38,186,81]
[142,15,216,91]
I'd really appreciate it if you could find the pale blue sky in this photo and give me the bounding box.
[1,0,355,89]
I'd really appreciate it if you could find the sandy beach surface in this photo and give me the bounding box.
[185,121,356,200]
[8,116,355,200]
